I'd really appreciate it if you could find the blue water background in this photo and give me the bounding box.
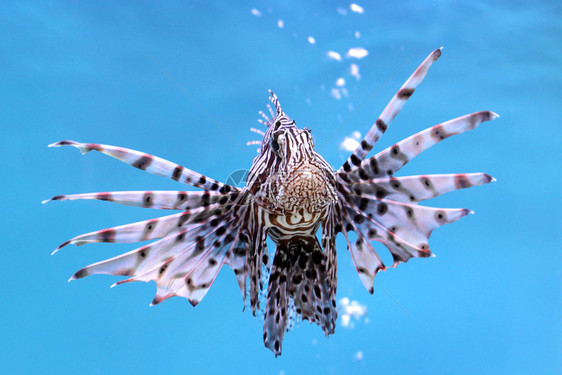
[1,1,560,374]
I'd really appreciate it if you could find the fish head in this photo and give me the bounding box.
[250,91,337,215]
[261,90,316,164]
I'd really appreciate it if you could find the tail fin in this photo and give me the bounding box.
[263,236,337,357]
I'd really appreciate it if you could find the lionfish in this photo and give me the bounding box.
[46,48,497,356]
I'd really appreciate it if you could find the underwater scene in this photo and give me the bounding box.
[1,1,560,374]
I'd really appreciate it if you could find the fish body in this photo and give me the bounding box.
[46,48,497,356]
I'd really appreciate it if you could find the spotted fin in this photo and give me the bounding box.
[71,203,250,306]
[247,208,270,315]
[338,204,386,292]
[43,190,232,210]
[340,48,443,173]
[51,205,221,253]
[337,187,475,291]
[49,140,235,192]
[348,173,494,203]
[263,236,336,357]
[66,192,254,308]
[49,140,255,308]
[336,49,497,292]
[342,111,499,183]
[321,205,338,307]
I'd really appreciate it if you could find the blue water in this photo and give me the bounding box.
[2,1,560,374]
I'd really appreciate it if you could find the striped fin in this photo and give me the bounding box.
[342,111,499,183]
[337,181,472,291]
[150,192,253,306]
[117,214,238,306]
[159,206,253,306]
[349,173,495,203]
[346,193,471,244]
[263,236,336,357]
[321,205,338,304]
[258,109,272,126]
[248,211,269,315]
[71,194,252,307]
[340,201,425,283]
[339,205,386,293]
[344,200,430,268]
[49,140,236,192]
[43,190,232,210]
[373,111,498,177]
[225,207,252,301]
[268,90,283,117]
[52,205,221,254]
[70,230,192,280]
[70,212,234,282]
[340,48,443,173]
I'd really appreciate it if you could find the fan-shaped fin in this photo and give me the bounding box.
[343,183,470,235]
[52,205,222,253]
[72,199,249,307]
[340,48,443,173]
[375,111,498,176]
[69,207,235,282]
[337,176,473,291]
[340,202,427,275]
[70,230,190,281]
[154,202,254,307]
[149,221,238,306]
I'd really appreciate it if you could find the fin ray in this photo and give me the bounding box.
[73,200,249,307]
[340,48,443,173]
[349,173,494,202]
[53,205,222,253]
[43,190,230,210]
[342,111,498,182]
[49,140,237,192]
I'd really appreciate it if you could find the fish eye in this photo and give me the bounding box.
[270,131,286,157]
[271,136,280,153]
